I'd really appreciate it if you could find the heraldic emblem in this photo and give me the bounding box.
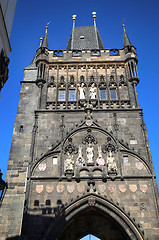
[46,185,54,193]
[119,184,127,193]
[67,184,75,193]
[108,185,116,193]
[77,184,85,193]
[129,184,137,193]
[57,184,64,193]
[36,185,44,193]
[39,163,46,171]
[135,162,144,170]
[98,184,106,193]
[140,184,148,193]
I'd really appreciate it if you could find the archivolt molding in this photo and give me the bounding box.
[44,193,145,240]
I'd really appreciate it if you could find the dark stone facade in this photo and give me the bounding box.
[0,24,159,240]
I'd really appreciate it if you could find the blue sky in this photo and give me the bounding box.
[0,0,159,189]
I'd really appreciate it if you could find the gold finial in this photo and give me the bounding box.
[40,34,43,47]
[92,11,96,19]
[46,21,51,30]
[72,15,77,21]
[122,19,125,30]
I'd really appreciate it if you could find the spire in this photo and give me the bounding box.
[71,15,77,50]
[122,23,132,48]
[41,22,50,48]
[92,11,99,49]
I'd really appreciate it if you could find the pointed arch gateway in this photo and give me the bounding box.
[43,194,144,240]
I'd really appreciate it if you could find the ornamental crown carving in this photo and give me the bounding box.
[82,128,98,145]
[64,138,78,154]
[102,137,116,153]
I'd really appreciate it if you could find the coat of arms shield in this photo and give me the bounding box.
[77,184,85,193]
[140,184,148,193]
[119,184,127,193]
[96,157,105,166]
[98,184,106,193]
[46,185,54,193]
[39,163,46,171]
[129,184,137,193]
[67,184,75,193]
[135,162,144,170]
[108,185,116,193]
[56,184,64,193]
[36,185,44,193]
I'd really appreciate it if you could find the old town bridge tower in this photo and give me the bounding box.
[0,14,159,240]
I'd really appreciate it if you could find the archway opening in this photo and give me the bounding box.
[58,209,129,240]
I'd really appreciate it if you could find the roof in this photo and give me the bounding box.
[123,28,132,48]
[66,26,104,50]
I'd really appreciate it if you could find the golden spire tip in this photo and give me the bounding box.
[72,15,77,21]
[92,11,96,19]
[122,19,125,30]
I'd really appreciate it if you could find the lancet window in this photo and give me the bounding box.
[58,89,66,101]
[69,89,76,101]
[110,88,117,100]
[100,89,107,100]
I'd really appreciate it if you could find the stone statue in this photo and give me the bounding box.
[89,83,97,99]
[107,150,117,172]
[64,152,74,172]
[86,144,94,164]
[78,82,85,99]
[76,145,85,166]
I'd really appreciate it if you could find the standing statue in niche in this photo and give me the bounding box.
[107,150,117,173]
[89,83,97,99]
[64,152,74,172]
[86,144,94,165]
[78,82,85,100]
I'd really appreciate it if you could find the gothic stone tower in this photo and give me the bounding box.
[0,15,159,240]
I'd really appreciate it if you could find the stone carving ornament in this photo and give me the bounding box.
[64,137,78,155]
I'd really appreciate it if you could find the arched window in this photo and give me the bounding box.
[80,75,85,82]
[110,88,117,100]
[58,89,65,101]
[100,75,104,81]
[69,89,76,101]
[58,82,66,102]
[100,89,106,100]
[60,76,65,83]
[90,75,95,82]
